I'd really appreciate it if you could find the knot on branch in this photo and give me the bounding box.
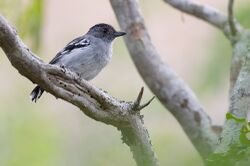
[129,22,146,40]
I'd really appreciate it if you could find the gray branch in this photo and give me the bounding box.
[211,31,250,164]
[0,15,159,166]
[163,0,242,39]
[162,0,250,164]
[110,0,219,159]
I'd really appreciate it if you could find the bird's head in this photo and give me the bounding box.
[87,23,126,42]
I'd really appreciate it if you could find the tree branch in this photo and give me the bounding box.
[110,0,219,159]
[0,15,158,166]
[228,0,237,36]
[163,0,241,39]
[211,31,250,164]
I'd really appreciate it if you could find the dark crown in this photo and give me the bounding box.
[89,23,115,32]
[87,23,118,42]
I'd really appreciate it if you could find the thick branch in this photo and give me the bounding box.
[212,31,250,163]
[229,32,248,92]
[0,15,158,166]
[120,116,159,166]
[110,0,219,158]
[163,0,241,39]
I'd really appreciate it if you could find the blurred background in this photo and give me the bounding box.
[0,0,250,165]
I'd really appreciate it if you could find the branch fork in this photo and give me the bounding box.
[133,87,155,111]
[1,0,245,164]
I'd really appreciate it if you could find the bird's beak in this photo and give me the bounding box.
[114,31,126,37]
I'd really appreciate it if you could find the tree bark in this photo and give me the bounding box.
[155,0,250,165]
[0,15,158,166]
[110,0,219,159]
[209,30,250,166]
[1,0,250,165]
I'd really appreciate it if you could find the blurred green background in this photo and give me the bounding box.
[0,0,250,166]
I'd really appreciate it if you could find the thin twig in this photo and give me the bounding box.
[228,0,237,36]
[133,87,155,111]
[134,87,144,107]
[164,0,228,30]
[163,0,241,39]
[137,96,155,111]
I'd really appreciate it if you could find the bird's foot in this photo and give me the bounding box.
[60,65,66,73]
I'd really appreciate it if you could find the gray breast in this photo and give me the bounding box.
[58,37,112,80]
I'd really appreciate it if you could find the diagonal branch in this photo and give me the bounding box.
[110,0,219,159]
[0,15,158,166]
[163,0,241,39]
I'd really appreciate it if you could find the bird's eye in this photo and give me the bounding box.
[103,28,108,33]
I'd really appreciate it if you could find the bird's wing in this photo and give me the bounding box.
[49,36,90,64]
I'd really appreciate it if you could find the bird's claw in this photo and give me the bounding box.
[60,65,66,73]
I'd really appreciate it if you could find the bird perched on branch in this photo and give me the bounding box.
[30,23,126,102]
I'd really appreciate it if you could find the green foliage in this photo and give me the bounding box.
[239,123,250,145]
[0,0,43,51]
[207,113,250,166]
[206,145,250,166]
[205,4,250,164]
[226,112,245,123]
[17,0,43,51]
[226,113,250,144]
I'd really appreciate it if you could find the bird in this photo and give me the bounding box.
[30,23,126,102]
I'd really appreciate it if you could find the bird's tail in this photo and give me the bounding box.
[30,86,44,102]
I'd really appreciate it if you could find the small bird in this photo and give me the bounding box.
[30,23,126,102]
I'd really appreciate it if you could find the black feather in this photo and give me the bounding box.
[30,86,44,102]
[50,37,90,64]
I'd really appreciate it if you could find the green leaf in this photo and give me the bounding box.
[239,132,250,145]
[226,112,246,123]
